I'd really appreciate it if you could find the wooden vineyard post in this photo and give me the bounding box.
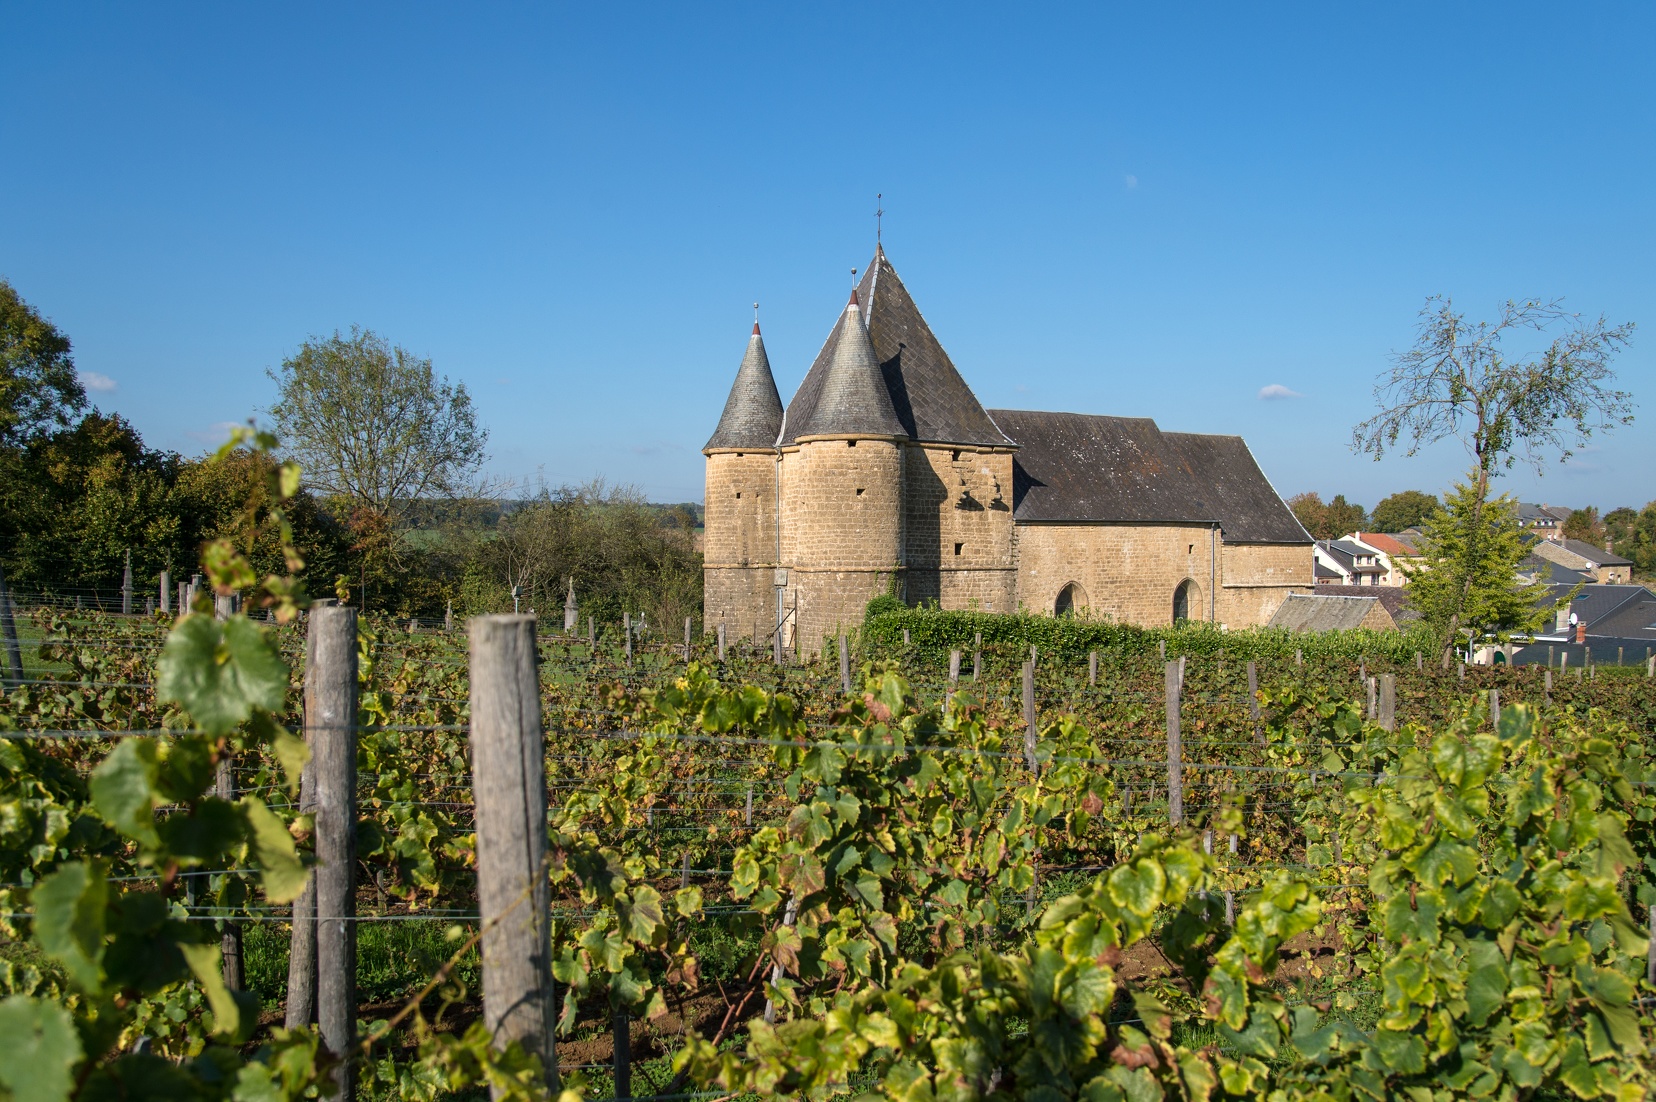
[1458,663,1464,682]
[284,598,336,1030]
[764,894,800,1025]
[1544,668,1553,707]
[1089,650,1098,686]
[717,622,727,662]
[1246,660,1261,744]
[159,569,171,614]
[614,1008,631,1100]
[684,616,692,663]
[948,648,961,708]
[973,631,982,681]
[839,634,851,695]
[122,549,133,615]
[1295,648,1302,667]
[1367,677,1377,720]
[745,784,753,827]
[1165,661,1183,826]
[209,591,244,988]
[0,562,22,685]
[623,613,633,666]
[311,604,359,1099]
[1022,660,1037,772]
[903,628,911,646]
[1490,688,1501,727]
[469,614,558,1097]
[1378,674,1396,732]
[1415,651,1423,672]
[587,614,595,650]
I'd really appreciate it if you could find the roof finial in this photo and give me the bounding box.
[876,193,883,244]
[752,302,760,335]
[848,269,859,306]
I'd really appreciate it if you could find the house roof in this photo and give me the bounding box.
[1590,592,1656,639]
[1519,554,1590,585]
[1314,562,1342,580]
[1305,583,1417,622]
[1537,583,1648,635]
[986,409,1310,543]
[1558,538,1633,566]
[1329,539,1378,560]
[704,326,785,451]
[1268,593,1389,632]
[780,247,1012,447]
[1352,532,1413,557]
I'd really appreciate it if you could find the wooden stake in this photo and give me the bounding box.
[717,622,726,661]
[469,614,558,1096]
[1246,660,1261,744]
[159,569,171,615]
[0,563,22,685]
[684,616,692,662]
[1022,660,1037,772]
[312,605,359,1099]
[1378,673,1396,732]
[1089,650,1098,686]
[840,634,851,694]
[1165,661,1183,826]
[122,550,132,615]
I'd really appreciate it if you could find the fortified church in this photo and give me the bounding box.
[703,247,1312,654]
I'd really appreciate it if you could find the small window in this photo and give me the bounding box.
[856,488,865,496]
[735,492,742,499]
[1188,543,1195,555]
[847,440,857,448]
[951,449,961,461]
[954,542,964,556]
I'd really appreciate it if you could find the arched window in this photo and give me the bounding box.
[1054,582,1087,618]
[1173,580,1192,623]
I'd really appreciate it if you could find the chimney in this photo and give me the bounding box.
[1576,621,1587,644]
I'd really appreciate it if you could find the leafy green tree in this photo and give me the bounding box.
[0,279,85,446]
[1403,474,1548,654]
[1607,502,1656,578]
[1287,492,1367,539]
[1354,297,1634,662]
[1561,506,1605,545]
[1369,489,1439,532]
[0,412,183,591]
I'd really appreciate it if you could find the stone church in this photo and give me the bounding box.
[703,247,1312,654]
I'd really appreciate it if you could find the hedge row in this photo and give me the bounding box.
[858,605,1439,667]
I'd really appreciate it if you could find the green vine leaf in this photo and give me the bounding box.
[31,862,109,993]
[0,996,83,1102]
[156,614,287,736]
[88,739,161,847]
[241,797,309,903]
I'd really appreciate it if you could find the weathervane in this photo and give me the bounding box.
[876,192,883,244]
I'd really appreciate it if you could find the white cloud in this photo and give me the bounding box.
[80,371,117,393]
[1258,383,1303,400]
[185,421,244,445]
[1124,174,1138,190]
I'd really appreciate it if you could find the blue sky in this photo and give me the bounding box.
[3,4,1652,512]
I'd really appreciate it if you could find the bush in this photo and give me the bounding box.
[864,594,906,622]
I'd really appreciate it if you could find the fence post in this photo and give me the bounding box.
[614,1009,631,1100]
[283,598,336,1031]
[445,600,454,632]
[177,582,187,616]
[215,750,244,990]
[1415,651,1423,672]
[948,649,960,708]
[1022,660,1037,772]
[1089,650,1098,686]
[624,613,633,666]
[469,614,558,1096]
[311,604,359,1099]
[122,550,133,615]
[839,634,851,694]
[684,616,692,662]
[1246,660,1261,744]
[1158,639,1166,660]
[1378,673,1396,732]
[1458,663,1464,682]
[588,614,595,650]
[717,622,727,662]
[1295,648,1302,667]
[1490,688,1501,727]
[903,628,911,646]
[745,784,753,827]
[159,569,171,615]
[1367,676,1377,720]
[1165,661,1183,826]
[0,563,22,686]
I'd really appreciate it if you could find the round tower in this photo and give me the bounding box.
[702,320,784,643]
[779,289,908,652]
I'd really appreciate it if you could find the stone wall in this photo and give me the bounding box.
[1013,523,1222,625]
[702,450,780,641]
[902,443,1019,612]
[779,437,904,652]
[1216,542,1312,628]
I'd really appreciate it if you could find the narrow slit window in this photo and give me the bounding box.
[855,488,865,496]
[954,542,964,556]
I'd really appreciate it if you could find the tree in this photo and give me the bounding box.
[1370,489,1439,532]
[1608,502,1656,579]
[1403,474,1549,652]
[268,327,487,527]
[1603,506,1638,555]
[1286,492,1367,540]
[1560,506,1604,546]
[1353,297,1634,662]
[0,279,86,446]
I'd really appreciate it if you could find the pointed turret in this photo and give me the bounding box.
[704,323,784,452]
[787,290,907,440]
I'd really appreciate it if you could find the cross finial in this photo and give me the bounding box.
[876,193,883,244]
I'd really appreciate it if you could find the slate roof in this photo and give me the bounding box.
[1519,554,1590,585]
[1559,538,1632,566]
[705,325,785,451]
[1533,583,1647,637]
[780,248,1012,446]
[1269,593,1389,632]
[785,293,907,440]
[1306,583,1417,622]
[1591,592,1656,639]
[986,411,1309,543]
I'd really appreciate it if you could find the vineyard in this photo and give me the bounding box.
[5,589,1656,1101]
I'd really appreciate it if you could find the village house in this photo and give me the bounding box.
[1312,539,1385,586]
[1527,537,1635,585]
[702,247,1313,654]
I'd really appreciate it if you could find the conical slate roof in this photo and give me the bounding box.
[784,291,907,440]
[781,246,1013,447]
[704,324,784,451]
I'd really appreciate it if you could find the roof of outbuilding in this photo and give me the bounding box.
[1558,538,1633,566]
[704,326,785,451]
[1268,593,1391,632]
[780,248,1012,447]
[1307,583,1417,622]
[986,410,1310,543]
